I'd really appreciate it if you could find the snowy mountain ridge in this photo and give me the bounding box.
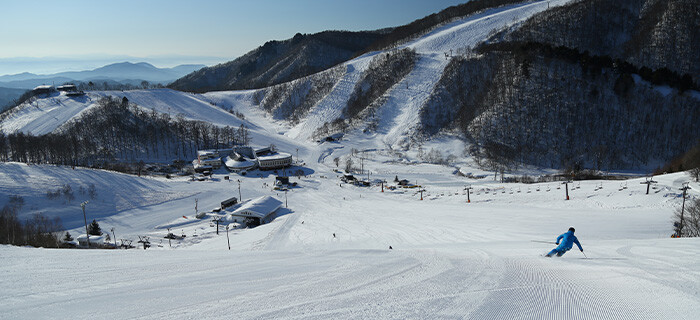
[1,0,698,173]
[0,1,569,162]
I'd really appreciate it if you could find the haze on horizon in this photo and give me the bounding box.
[0,0,466,75]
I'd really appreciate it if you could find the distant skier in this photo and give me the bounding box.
[546,227,583,257]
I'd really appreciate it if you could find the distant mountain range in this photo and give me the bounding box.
[0,87,27,111]
[0,62,205,89]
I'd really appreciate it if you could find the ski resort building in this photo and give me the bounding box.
[224,146,257,173]
[223,146,292,172]
[56,84,77,92]
[193,150,222,172]
[76,234,105,248]
[32,85,53,95]
[255,147,292,170]
[228,196,282,227]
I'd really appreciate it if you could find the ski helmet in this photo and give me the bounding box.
[568,227,575,232]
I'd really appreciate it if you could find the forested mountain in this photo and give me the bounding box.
[422,43,699,170]
[504,0,700,84]
[413,0,700,171]
[0,96,249,166]
[168,31,388,93]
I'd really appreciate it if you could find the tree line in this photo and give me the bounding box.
[256,65,345,124]
[505,0,700,85]
[313,48,417,139]
[422,42,700,171]
[0,200,64,248]
[478,41,698,92]
[345,48,417,119]
[0,96,250,166]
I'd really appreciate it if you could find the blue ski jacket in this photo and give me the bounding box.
[556,231,583,251]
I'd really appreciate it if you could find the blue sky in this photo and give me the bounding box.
[1,0,467,73]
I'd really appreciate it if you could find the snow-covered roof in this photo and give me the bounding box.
[256,152,291,161]
[224,156,256,169]
[76,234,105,243]
[233,146,255,159]
[33,85,52,90]
[230,196,282,219]
[197,150,219,157]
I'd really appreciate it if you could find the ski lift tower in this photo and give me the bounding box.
[641,176,658,195]
[678,182,691,236]
[562,180,573,200]
[81,201,90,247]
[212,217,224,235]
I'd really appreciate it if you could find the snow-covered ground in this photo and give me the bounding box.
[1,149,699,319]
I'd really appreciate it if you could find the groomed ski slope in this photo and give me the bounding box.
[1,158,699,319]
[0,93,99,135]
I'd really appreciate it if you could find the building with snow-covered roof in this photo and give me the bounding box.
[255,147,292,170]
[76,234,105,248]
[193,150,222,172]
[228,196,282,227]
[56,84,77,92]
[33,85,53,95]
[224,146,257,172]
[223,145,292,172]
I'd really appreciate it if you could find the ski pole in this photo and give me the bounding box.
[582,251,588,259]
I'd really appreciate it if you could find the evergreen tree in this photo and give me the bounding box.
[87,219,102,236]
[63,231,73,242]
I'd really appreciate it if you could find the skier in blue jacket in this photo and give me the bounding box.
[546,227,583,257]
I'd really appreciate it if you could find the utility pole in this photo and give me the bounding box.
[641,176,657,195]
[81,201,90,248]
[226,225,231,250]
[678,183,691,236]
[296,148,299,164]
[195,198,198,215]
[237,179,242,201]
[285,189,288,208]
